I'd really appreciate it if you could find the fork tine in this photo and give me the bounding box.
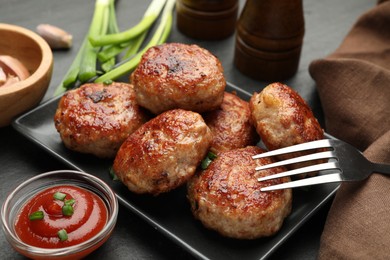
[260,173,342,191]
[252,139,332,159]
[257,162,339,182]
[255,151,335,171]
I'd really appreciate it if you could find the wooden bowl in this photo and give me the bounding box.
[0,23,53,127]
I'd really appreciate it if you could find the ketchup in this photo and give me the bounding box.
[14,185,108,248]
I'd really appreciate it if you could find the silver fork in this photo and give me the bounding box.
[253,138,390,191]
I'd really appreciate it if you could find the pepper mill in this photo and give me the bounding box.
[234,0,305,81]
[176,0,239,40]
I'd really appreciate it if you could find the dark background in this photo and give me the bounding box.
[1,0,376,259]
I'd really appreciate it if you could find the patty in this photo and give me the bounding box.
[54,82,149,158]
[249,82,324,177]
[113,109,212,195]
[131,42,226,114]
[187,146,292,239]
[202,91,259,154]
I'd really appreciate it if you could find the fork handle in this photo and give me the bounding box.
[373,162,390,175]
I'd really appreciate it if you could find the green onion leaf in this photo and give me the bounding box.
[62,205,74,216]
[58,229,68,241]
[28,211,44,221]
[53,192,66,201]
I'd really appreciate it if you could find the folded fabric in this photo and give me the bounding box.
[308,1,390,259]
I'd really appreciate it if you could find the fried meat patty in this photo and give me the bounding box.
[249,82,324,177]
[113,109,212,195]
[54,82,149,158]
[187,146,292,239]
[203,92,259,154]
[131,43,226,114]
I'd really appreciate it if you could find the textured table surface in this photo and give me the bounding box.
[0,0,376,259]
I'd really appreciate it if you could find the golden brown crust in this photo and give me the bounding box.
[249,82,324,177]
[54,82,149,158]
[187,146,292,239]
[131,43,226,114]
[203,92,259,154]
[113,109,212,195]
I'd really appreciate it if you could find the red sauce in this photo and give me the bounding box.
[14,185,108,248]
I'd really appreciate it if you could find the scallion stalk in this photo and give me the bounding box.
[53,38,87,96]
[98,42,130,63]
[89,0,167,47]
[99,0,122,72]
[53,0,173,96]
[78,0,112,82]
[122,31,147,61]
[94,0,175,82]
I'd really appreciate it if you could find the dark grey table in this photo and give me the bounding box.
[0,0,376,259]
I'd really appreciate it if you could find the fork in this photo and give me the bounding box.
[253,138,390,191]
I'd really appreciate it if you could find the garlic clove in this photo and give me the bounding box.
[0,55,30,82]
[1,75,20,88]
[36,24,73,49]
[0,68,6,85]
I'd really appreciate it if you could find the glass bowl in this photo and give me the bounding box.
[1,170,118,260]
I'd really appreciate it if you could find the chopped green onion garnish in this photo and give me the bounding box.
[58,229,68,241]
[64,198,75,206]
[28,211,44,221]
[201,152,218,170]
[62,205,74,216]
[109,166,119,181]
[53,192,66,201]
[201,157,212,170]
[207,151,217,160]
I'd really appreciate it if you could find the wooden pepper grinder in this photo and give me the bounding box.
[234,0,305,81]
[176,0,239,40]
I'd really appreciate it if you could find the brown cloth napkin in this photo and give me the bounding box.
[308,1,390,259]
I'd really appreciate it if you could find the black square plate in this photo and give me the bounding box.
[13,82,338,260]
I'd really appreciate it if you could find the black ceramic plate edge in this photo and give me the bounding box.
[12,82,339,260]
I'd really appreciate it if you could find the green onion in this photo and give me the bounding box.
[201,152,218,170]
[53,0,173,96]
[94,0,175,83]
[78,0,112,82]
[28,211,44,221]
[98,43,129,63]
[64,198,75,206]
[207,151,217,160]
[122,31,147,61]
[89,0,167,47]
[53,191,66,201]
[62,205,74,216]
[99,0,122,72]
[109,166,119,181]
[53,38,87,96]
[58,229,68,241]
